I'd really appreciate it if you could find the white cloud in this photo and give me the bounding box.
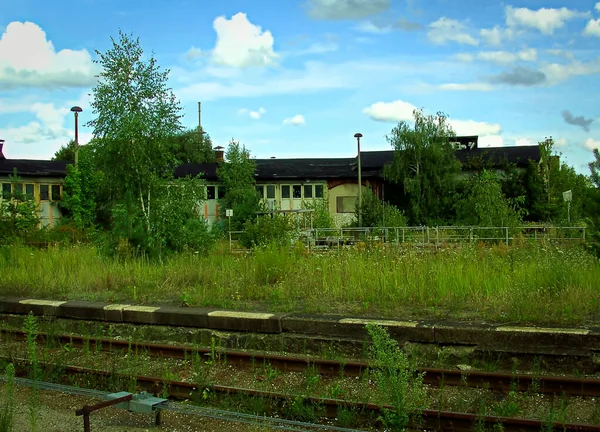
[355,21,392,34]
[185,47,203,60]
[479,136,504,147]
[505,6,590,35]
[450,119,501,136]
[479,26,517,46]
[597,2,600,12]
[583,19,600,37]
[515,138,535,146]
[427,18,478,46]
[584,138,600,150]
[541,57,600,85]
[283,114,305,125]
[363,100,417,122]
[239,107,267,119]
[0,21,97,90]
[554,137,568,147]
[362,99,501,137]
[545,49,575,59]
[212,13,279,68]
[305,0,390,20]
[453,53,474,62]
[477,48,537,64]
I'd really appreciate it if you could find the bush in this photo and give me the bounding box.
[240,214,294,249]
[354,187,407,228]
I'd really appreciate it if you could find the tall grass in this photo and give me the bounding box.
[0,241,598,325]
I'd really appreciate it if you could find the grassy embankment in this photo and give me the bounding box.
[0,241,598,325]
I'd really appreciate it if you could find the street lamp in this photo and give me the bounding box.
[70,106,83,166]
[354,133,363,227]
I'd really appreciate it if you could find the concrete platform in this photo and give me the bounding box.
[0,297,598,352]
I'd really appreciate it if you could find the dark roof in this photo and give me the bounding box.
[358,146,540,170]
[256,158,355,179]
[0,159,67,177]
[174,163,218,180]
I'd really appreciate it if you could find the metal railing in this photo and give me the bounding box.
[229,225,586,251]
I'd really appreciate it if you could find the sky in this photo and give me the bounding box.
[0,0,599,173]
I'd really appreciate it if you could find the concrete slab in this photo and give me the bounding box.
[153,306,212,328]
[122,306,161,325]
[490,325,600,351]
[58,301,108,321]
[103,304,131,323]
[0,297,65,317]
[206,310,282,333]
[432,323,496,346]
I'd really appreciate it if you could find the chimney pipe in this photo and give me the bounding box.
[0,139,5,160]
[214,146,224,163]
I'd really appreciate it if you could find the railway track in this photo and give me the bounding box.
[5,358,600,432]
[2,328,599,397]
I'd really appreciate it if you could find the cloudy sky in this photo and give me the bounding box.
[1,0,599,172]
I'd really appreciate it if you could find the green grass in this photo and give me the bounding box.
[0,241,598,325]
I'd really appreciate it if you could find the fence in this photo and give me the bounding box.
[228,226,586,252]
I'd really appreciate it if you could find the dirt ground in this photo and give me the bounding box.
[8,386,273,432]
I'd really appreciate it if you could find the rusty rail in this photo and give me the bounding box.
[2,328,599,397]
[75,393,132,432]
[49,363,600,431]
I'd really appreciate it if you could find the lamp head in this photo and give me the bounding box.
[354,133,363,138]
[70,106,83,113]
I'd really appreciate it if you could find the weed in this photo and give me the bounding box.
[23,313,40,432]
[366,323,428,430]
[304,364,320,393]
[0,363,15,432]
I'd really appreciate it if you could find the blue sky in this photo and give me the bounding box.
[1,0,599,173]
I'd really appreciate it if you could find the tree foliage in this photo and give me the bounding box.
[87,30,209,256]
[52,140,77,162]
[167,129,216,164]
[455,170,524,227]
[384,109,461,225]
[355,187,407,228]
[217,139,260,231]
[0,169,40,241]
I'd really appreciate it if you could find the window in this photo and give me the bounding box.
[1,183,10,199]
[207,186,216,200]
[304,185,312,198]
[25,184,34,199]
[336,196,356,213]
[51,185,61,201]
[217,186,225,199]
[255,185,264,198]
[39,185,49,201]
[315,185,324,198]
[292,185,301,199]
[281,185,290,199]
[266,185,275,199]
[14,184,23,195]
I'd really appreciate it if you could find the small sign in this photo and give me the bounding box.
[226,209,233,217]
[563,190,572,202]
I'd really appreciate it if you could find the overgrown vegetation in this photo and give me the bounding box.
[0,241,598,325]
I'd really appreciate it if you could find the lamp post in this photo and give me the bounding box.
[70,106,83,166]
[354,133,363,227]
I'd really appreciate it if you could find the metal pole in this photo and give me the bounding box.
[74,112,79,167]
[198,102,202,133]
[354,133,363,227]
[83,413,90,432]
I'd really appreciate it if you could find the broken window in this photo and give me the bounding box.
[315,185,324,198]
[304,185,312,198]
[1,183,10,199]
[39,185,49,201]
[51,185,61,201]
[255,185,264,199]
[206,186,216,200]
[292,185,301,199]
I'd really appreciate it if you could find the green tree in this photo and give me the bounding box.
[0,169,40,241]
[167,129,216,164]
[586,149,600,255]
[88,31,209,255]
[217,139,260,231]
[355,187,407,228]
[88,30,183,231]
[52,140,77,162]
[60,144,100,229]
[384,109,461,225]
[455,170,524,227]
